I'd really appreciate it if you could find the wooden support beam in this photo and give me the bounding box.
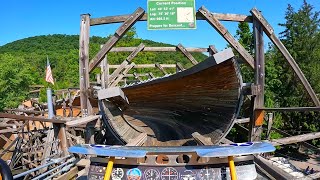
[191,132,213,145]
[0,113,66,124]
[66,115,100,127]
[198,6,255,68]
[110,63,136,87]
[109,46,209,52]
[155,63,168,75]
[256,107,320,112]
[250,17,265,141]
[176,62,185,72]
[109,64,176,69]
[235,118,250,124]
[148,72,155,79]
[90,12,252,26]
[89,8,145,72]
[133,72,142,82]
[208,45,218,56]
[177,43,198,65]
[269,132,320,146]
[100,45,109,89]
[109,43,145,83]
[58,124,69,156]
[79,14,92,116]
[250,8,320,106]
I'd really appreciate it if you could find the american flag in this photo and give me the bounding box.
[45,56,54,85]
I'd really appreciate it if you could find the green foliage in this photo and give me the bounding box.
[0,54,34,110]
[0,29,207,108]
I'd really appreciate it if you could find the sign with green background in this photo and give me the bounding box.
[147,0,196,30]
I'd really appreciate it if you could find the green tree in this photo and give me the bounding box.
[0,54,34,110]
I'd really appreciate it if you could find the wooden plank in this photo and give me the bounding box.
[220,138,234,144]
[256,107,320,112]
[148,72,155,79]
[267,113,273,140]
[177,43,198,65]
[270,132,320,146]
[90,12,252,26]
[155,63,168,75]
[109,43,145,83]
[110,63,135,87]
[58,124,69,156]
[109,46,209,52]
[126,133,147,146]
[0,113,66,124]
[66,115,100,127]
[89,8,145,73]
[100,45,109,89]
[251,8,320,106]
[109,64,176,69]
[198,6,255,68]
[235,118,250,124]
[191,132,213,145]
[79,14,92,116]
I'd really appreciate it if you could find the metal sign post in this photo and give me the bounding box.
[147,0,196,30]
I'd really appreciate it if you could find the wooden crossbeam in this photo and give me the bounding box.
[109,46,209,52]
[110,63,136,87]
[256,107,320,112]
[66,115,100,127]
[0,113,66,124]
[89,8,145,72]
[109,43,145,83]
[250,8,320,106]
[198,6,254,68]
[90,12,252,26]
[109,64,176,69]
[155,63,168,75]
[177,43,198,65]
[270,132,320,146]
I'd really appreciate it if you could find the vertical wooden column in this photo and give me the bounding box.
[79,14,92,116]
[101,45,109,89]
[250,18,265,141]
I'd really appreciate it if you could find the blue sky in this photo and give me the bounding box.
[1,0,319,51]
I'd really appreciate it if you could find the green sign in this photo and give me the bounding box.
[147,0,196,30]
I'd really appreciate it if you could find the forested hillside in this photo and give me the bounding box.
[0,29,207,110]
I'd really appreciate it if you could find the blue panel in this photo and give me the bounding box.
[68,142,275,158]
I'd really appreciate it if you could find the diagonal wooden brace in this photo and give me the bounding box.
[89,7,145,72]
[198,6,254,68]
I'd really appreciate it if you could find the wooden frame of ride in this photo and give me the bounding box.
[1,5,320,180]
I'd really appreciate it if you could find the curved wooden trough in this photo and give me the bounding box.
[100,49,243,146]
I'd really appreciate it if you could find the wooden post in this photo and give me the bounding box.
[58,124,69,156]
[101,45,109,89]
[267,113,273,140]
[250,18,265,141]
[208,45,218,56]
[79,14,92,116]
